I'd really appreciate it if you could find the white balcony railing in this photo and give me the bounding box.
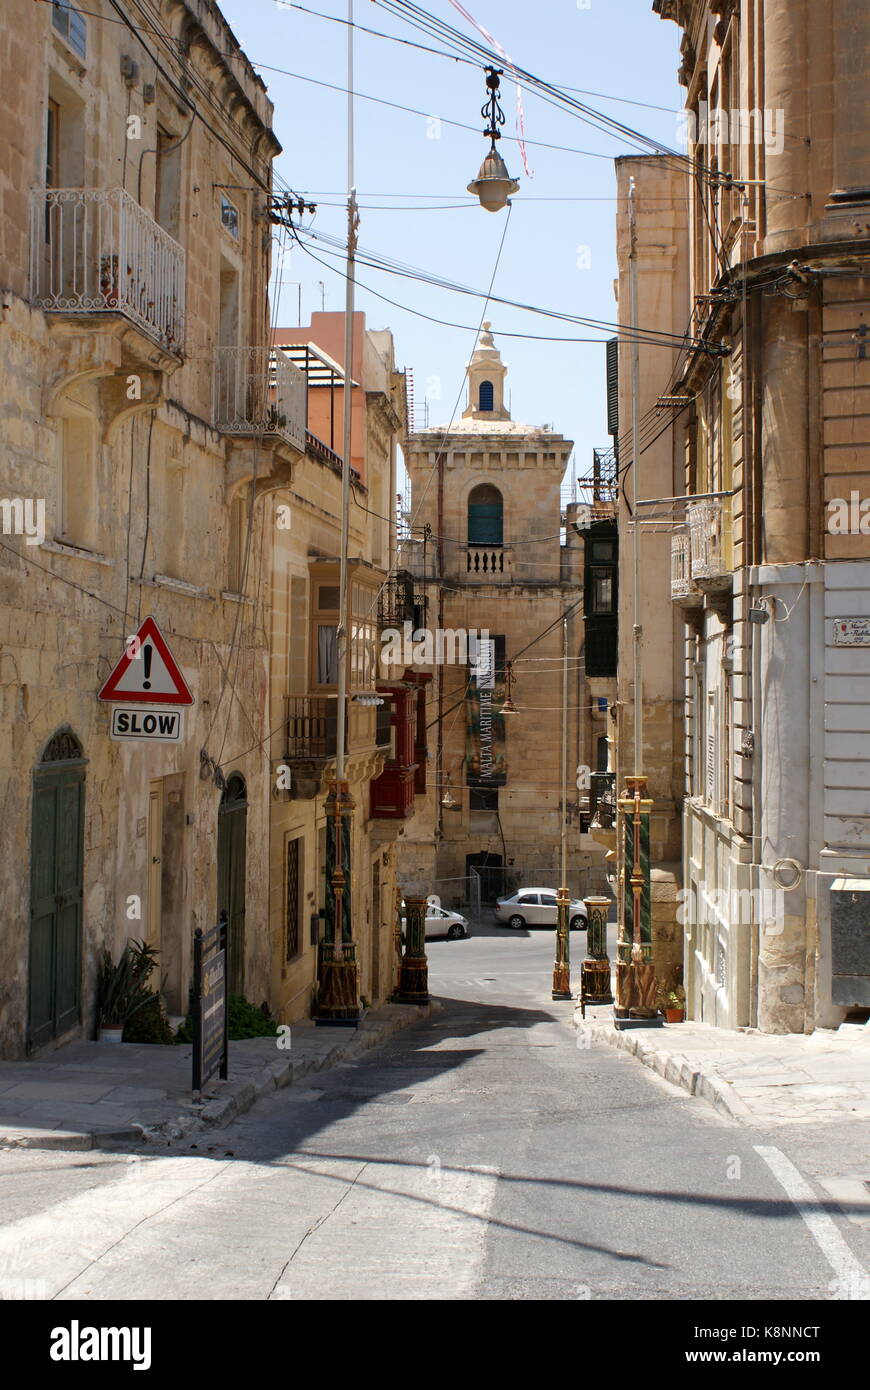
[671,531,693,599]
[30,187,185,352]
[687,497,729,580]
[213,346,307,454]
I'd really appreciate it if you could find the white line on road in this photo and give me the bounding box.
[754,1145,870,1300]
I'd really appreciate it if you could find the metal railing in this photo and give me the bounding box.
[377,571,427,630]
[30,187,185,351]
[214,346,306,452]
[286,697,344,759]
[687,497,728,580]
[466,546,506,576]
[589,772,616,829]
[670,530,693,598]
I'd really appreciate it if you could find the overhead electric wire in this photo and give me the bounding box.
[292,223,717,352]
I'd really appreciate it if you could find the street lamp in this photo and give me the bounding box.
[467,67,520,213]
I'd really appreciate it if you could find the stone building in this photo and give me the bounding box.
[269,312,415,1022]
[609,157,691,1001]
[620,0,870,1031]
[0,1,411,1057]
[398,328,613,907]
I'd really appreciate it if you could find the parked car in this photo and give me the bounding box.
[401,901,470,941]
[494,888,588,931]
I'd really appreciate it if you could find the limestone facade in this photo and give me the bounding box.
[399,329,612,907]
[640,0,870,1031]
[0,0,410,1057]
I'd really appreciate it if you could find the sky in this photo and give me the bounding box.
[216,0,683,491]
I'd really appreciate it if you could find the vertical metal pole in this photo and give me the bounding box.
[552,608,571,999]
[335,0,356,792]
[192,927,202,1097]
[219,910,229,1081]
[628,177,643,777]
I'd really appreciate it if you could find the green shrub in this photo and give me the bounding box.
[123,992,174,1045]
[173,995,278,1043]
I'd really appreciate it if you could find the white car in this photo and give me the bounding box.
[494,888,588,931]
[401,901,470,941]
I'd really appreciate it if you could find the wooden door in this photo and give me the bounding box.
[217,774,247,995]
[29,731,85,1050]
[147,780,163,956]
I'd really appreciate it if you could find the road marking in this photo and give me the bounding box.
[754,1145,870,1299]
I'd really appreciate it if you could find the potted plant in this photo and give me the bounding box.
[99,254,119,305]
[664,988,685,1024]
[95,939,160,1042]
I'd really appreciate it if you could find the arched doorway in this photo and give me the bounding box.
[466,851,503,904]
[217,773,247,995]
[29,727,86,1050]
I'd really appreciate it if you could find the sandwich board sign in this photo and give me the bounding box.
[99,617,193,743]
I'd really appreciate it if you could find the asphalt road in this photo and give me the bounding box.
[0,919,868,1302]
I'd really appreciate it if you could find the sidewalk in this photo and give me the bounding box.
[574,1003,870,1126]
[0,1001,439,1152]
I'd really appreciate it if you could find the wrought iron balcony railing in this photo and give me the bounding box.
[687,497,729,582]
[30,187,185,352]
[214,346,306,453]
[589,771,616,829]
[671,530,695,599]
[377,571,427,630]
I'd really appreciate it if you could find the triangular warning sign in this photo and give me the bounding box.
[98,617,194,705]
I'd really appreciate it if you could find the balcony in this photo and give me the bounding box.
[31,188,184,355]
[670,530,701,605]
[286,696,343,760]
[377,571,427,631]
[214,346,306,455]
[687,497,731,589]
[466,545,508,578]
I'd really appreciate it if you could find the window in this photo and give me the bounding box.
[318,585,340,610]
[469,786,498,812]
[316,625,338,686]
[218,257,240,347]
[285,837,302,961]
[376,697,396,758]
[467,483,503,545]
[52,0,86,59]
[46,100,60,189]
[590,571,614,614]
[156,127,182,239]
[350,582,377,691]
[58,410,97,550]
[478,379,494,411]
[220,194,240,239]
[227,493,247,593]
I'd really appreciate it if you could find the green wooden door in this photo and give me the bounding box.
[29,732,85,1050]
[217,774,247,995]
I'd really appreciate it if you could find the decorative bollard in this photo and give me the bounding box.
[394,893,429,1004]
[580,895,613,1017]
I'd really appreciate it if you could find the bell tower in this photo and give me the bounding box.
[463,322,510,421]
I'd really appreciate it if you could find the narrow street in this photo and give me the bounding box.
[2,928,867,1302]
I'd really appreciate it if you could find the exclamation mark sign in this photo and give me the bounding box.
[142,643,153,690]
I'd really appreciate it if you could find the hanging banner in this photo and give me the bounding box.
[465,660,507,787]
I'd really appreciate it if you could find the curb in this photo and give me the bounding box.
[573,1010,753,1123]
[0,1000,442,1153]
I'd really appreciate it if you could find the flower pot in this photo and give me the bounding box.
[664,1008,684,1024]
[98,1025,124,1043]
